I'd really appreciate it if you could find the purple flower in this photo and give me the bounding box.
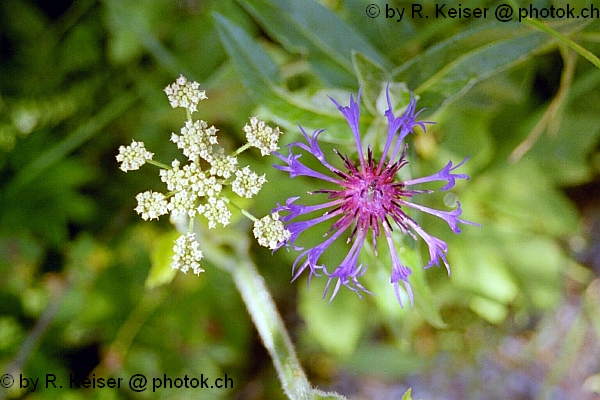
[274,87,479,307]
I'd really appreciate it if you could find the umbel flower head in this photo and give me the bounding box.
[116,75,288,275]
[273,86,479,307]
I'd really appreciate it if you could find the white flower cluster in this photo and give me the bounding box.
[172,233,204,275]
[164,74,207,113]
[244,116,283,156]
[232,166,266,198]
[135,191,168,220]
[116,140,153,172]
[197,197,232,229]
[209,150,238,179]
[160,123,238,228]
[117,75,288,275]
[253,213,291,250]
[170,120,217,162]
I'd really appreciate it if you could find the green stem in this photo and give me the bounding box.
[231,259,313,399]
[524,18,600,70]
[147,159,171,169]
[94,290,166,376]
[231,142,251,157]
[219,196,258,222]
[200,230,313,399]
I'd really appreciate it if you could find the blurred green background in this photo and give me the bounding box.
[1,0,600,399]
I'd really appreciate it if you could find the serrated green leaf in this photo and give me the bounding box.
[238,0,389,87]
[146,230,180,289]
[394,20,591,114]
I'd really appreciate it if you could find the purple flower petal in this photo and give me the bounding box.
[384,225,414,307]
[323,229,372,301]
[288,126,340,173]
[328,89,365,170]
[274,197,344,222]
[274,151,340,184]
[398,200,480,233]
[404,157,470,191]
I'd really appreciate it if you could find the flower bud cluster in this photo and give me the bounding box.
[243,116,283,156]
[172,233,204,275]
[116,140,153,172]
[253,212,290,250]
[164,74,207,113]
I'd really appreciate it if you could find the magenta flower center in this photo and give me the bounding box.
[348,169,394,215]
[359,172,394,209]
[328,150,410,240]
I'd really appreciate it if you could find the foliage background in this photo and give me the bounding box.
[1,0,600,399]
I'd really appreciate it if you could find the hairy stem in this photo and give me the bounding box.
[199,227,313,399]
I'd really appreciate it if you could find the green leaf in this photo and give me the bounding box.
[237,0,389,87]
[393,229,447,329]
[411,263,447,328]
[449,225,566,317]
[213,12,281,97]
[361,228,447,329]
[10,91,137,191]
[525,18,600,70]
[434,100,496,168]
[213,12,368,144]
[352,51,390,115]
[402,388,414,400]
[145,230,180,289]
[530,111,600,186]
[448,232,516,321]
[394,22,526,88]
[344,344,427,377]
[394,20,591,114]
[470,160,579,237]
[253,90,365,145]
[503,236,565,310]
[298,277,369,358]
